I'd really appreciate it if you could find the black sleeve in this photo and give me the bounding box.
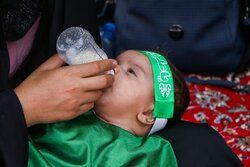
[155,120,243,167]
[0,90,28,167]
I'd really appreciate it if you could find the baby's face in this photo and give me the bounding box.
[94,50,154,122]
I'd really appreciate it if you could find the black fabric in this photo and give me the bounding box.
[0,0,42,41]
[0,0,101,166]
[0,90,28,167]
[155,121,243,167]
[0,16,9,90]
[0,0,20,9]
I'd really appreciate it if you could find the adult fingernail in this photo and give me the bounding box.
[112,60,118,67]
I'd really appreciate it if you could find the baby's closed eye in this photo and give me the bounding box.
[127,68,137,77]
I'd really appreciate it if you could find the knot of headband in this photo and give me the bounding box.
[139,51,174,135]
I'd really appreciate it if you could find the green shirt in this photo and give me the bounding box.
[28,111,178,167]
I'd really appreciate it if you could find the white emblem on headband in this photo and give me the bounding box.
[144,51,172,98]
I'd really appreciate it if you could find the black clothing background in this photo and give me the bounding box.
[0,0,100,166]
[156,121,244,167]
[1,0,42,41]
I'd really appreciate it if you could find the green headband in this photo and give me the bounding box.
[139,51,174,119]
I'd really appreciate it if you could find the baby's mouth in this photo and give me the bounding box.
[113,66,119,74]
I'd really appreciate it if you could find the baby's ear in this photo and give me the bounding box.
[137,107,155,125]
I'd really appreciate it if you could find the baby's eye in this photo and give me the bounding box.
[127,68,137,77]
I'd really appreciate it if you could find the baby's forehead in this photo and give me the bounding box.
[116,50,147,61]
[117,50,154,81]
[117,51,153,70]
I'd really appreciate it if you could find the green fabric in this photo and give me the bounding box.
[139,51,174,119]
[28,111,178,167]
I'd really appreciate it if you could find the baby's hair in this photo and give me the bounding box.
[149,47,190,125]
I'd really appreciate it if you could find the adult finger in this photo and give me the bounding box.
[68,59,117,77]
[78,103,95,115]
[81,74,114,91]
[79,90,103,104]
[37,54,65,71]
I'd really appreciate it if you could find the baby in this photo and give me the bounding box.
[28,50,189,167]
[94,50,190,136]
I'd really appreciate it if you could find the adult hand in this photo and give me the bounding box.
[14,54,117,127]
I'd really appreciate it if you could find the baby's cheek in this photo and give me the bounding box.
[95,90,111,105]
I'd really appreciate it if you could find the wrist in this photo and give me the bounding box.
[14,88,35,127]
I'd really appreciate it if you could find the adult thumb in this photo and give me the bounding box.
[37,54,65,71]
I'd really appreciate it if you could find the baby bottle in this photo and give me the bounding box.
[56,27,114,75]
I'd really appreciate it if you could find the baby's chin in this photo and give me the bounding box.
[95,87,112,105]
[93,100,101,110]
[93,95,108,111]
[93,94,113,116]
[94,93,106,106]
[92,103,108,120]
